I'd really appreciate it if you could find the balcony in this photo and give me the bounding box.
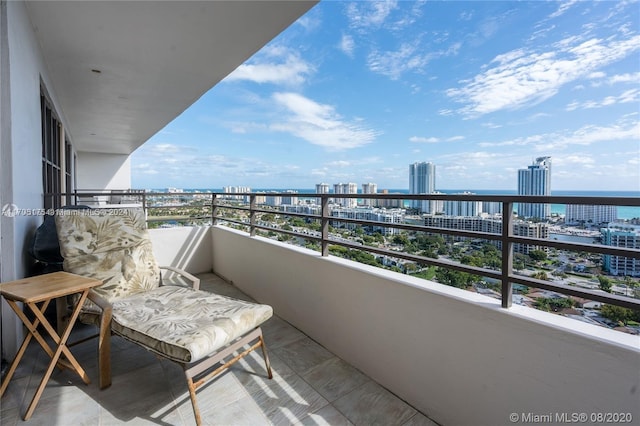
[1,273,433,425]
[4,3,638,421]
[3,191,640,425]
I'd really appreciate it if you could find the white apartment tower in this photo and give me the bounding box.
[281,190,299,206]
[361,183,378,206]
[601,224,640,277]
[517,156,551,219]
[444,192,483,216]
[565,204,617,225]
[315,183,330,194]
[409,162,436,212]
[334,182,358,208]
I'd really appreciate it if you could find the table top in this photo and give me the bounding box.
[0,272,102,303]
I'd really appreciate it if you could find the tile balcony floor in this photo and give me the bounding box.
[1,272,438,426]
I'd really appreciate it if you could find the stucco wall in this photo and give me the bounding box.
[148,226,212,274]
[211,226,640,426]
[1,0,71,358]
[76,152,131,190]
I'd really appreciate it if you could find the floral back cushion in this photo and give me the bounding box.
[55,208,161,302]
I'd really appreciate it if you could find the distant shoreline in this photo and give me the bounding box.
[150,188,640,220]
[163,188,640,196]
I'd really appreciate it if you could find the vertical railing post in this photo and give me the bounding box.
[141,191,148,222]
[501,201,514,308]
[321,195,329,256]
[211,193,217,226]
[250,194,256,237]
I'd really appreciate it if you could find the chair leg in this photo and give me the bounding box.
[259,333,273,379]
[87,291,113,389]
[98,322,112,389]
[186,376,202,426]
[182,327,272,425]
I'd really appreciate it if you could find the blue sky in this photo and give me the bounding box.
[131,0,640,192]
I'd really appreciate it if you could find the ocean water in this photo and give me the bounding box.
[443,189,640,220]
[187,188,640,220]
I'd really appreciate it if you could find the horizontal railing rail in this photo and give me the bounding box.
[45,190,640,311]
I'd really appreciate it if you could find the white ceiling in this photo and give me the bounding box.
[25,0,317,155]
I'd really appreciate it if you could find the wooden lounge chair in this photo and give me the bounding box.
[55,209,273,425]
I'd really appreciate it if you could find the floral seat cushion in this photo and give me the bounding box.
[55,209,161,303]
[109,286,273,363]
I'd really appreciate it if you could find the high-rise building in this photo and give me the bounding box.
[223,186,251,194]
[361,183,377,206]
[315,183,330,194]
[409,162,436,212]
[517,156,551,219]
[265,193,282,206]
[281,190,298,206]
[444,192,483,216]
[374,189,404,208]
[601,224,640,277]
[331,207,404,236]
[334,183,358,208]
[565,204,617,225]
[423,215,549,255]
[482,201,503,215]
[223,186,251,201]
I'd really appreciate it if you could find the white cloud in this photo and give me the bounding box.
[587,71,606,79]
[296,12,321,32]
[133,163,159,175]
[554,155,596,166]
[227,121,269,134]
[367,42,431,80]
[459,11,473,21]
[224,47,312,85]
[270,92,379,151]
[528,25,556,42]
[367,35,461,80]
[409,136,439,143]
[152,143,181,154]
[478,117,639,150]
[566,88,640,111]
[609,72,640,84]
[548,0,579,19]
[447,34,640,117]
[326,160,351,168]
[345,0,398,30]
[409,135,464,144]
[339,34,355,57]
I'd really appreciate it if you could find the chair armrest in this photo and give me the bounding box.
[87,290,112,389]
[160,266,200,290]
[88,290,113,317]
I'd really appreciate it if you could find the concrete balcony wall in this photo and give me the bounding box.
[76,152,131,190]
[148,226,212,274]
[211,225,640,426]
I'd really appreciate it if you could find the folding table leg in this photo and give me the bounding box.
[22,289,92,421]
[0,300,55,397]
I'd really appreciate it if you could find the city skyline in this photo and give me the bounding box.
[131,1,640,192]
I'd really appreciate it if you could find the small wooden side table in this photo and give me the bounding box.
[0,271,102,420]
